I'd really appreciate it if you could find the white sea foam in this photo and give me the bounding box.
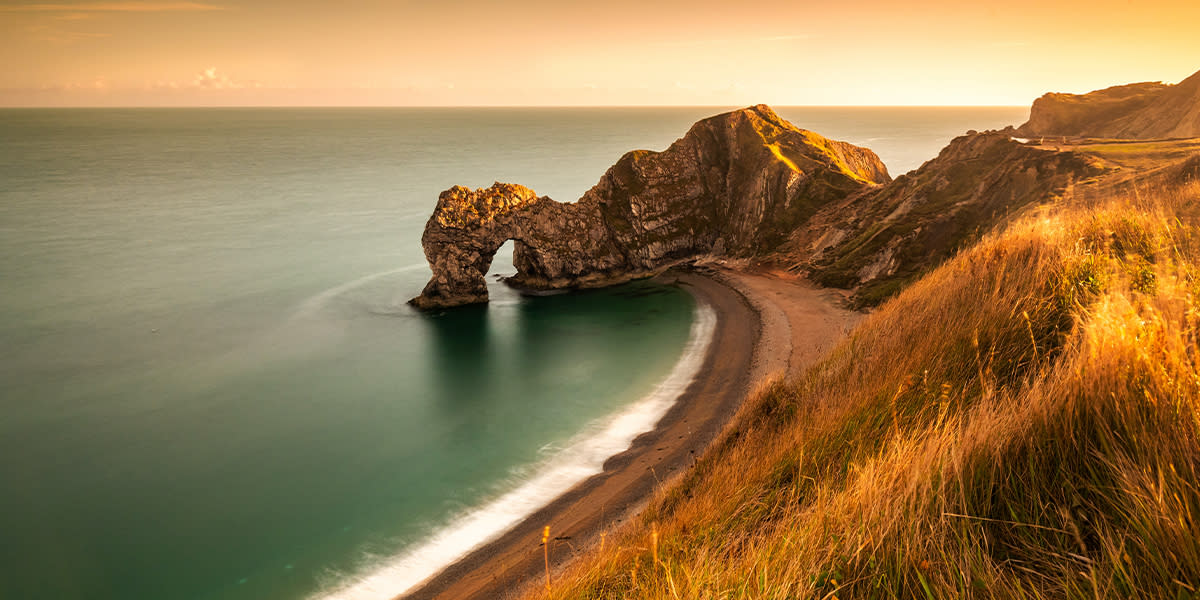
[311,299,718,600]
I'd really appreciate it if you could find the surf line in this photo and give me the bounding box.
[292,264,429,320]
[311,300,718,600]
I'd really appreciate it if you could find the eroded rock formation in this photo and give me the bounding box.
[1015,68,1200,139]
[411,105,891,309]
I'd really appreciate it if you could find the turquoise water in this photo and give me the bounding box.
[0,106,1027,600]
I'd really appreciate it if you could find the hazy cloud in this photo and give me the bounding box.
[43,67,261,93]
[191,67,260,90]
[0,2,224,12]
[41,77,110,90]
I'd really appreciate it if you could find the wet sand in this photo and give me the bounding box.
[400,267,860,600]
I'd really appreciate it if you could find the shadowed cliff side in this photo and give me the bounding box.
[411,105,890,310]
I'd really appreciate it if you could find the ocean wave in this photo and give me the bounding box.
[310,299,718,600]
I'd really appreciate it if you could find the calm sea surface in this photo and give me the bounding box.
[0,106,1027,600]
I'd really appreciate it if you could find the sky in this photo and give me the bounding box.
[1,0,1198,107]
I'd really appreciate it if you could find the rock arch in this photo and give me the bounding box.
[409,183,632,310]
[410,105,891,310]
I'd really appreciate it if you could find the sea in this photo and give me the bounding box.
[0,106,1027,600]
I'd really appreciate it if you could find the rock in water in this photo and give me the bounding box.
[410,105,890,310]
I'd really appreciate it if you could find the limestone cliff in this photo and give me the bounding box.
[411,105,890,309]
[1015,68,1200,139]
[786,133,1111,305]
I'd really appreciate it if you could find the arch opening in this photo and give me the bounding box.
[488,239,519,282]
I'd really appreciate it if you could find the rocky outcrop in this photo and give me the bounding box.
[1015,68,1200,139]
[411,105,890,309]
[785,133,1111,305]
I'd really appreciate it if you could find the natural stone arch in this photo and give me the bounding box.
[410,184,535,309]
[410,106,891,310]
[410,183,632,310]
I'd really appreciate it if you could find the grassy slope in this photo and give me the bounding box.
[528,182,1200,599]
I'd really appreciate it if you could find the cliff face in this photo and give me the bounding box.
[787,133,1111,305]
[1016,68,1200,139]
[412,105,890,309]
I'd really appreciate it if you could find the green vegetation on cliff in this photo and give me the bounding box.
[529,180,1200,599]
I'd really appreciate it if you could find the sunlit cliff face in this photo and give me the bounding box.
[2,0,1198,106]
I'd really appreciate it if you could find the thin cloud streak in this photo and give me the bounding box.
[25,23,111,42]
[0,2,224,11]
[653,34,809,48]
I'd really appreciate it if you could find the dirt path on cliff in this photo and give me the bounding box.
[399,267,860,600]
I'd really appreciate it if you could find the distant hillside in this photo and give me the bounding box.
[1015,68,1200,139]
[777,130,1200,308]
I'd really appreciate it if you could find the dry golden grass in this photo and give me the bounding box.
[527,181,1200,599]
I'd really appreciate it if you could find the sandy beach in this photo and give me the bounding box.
[401,266,861,600]
[715,267,864,380]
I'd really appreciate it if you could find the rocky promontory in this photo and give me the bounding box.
[788,132,1111,304]
[411,105,890,309]
[1015,68,1200,139]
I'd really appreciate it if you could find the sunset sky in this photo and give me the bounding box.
[2,0,1198,107]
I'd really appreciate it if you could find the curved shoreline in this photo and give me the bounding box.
[396,269,759,600]
[398,266,860,600]
[319,276,716,600]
